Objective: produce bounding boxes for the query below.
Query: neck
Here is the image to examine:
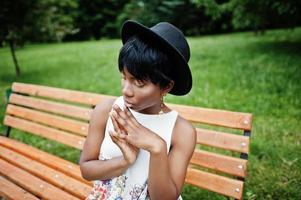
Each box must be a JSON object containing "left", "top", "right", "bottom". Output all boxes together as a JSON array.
[{"left": 136, "top": 102, "right": 164, "bottom": 115}]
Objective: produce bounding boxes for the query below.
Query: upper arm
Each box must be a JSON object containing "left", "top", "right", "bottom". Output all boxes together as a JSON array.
[
  {"left": 168, "top": 116, "right": 196, "bottom": 193},
  {"left": 79, "top": 98, "right": 115, "bottom": 164}
]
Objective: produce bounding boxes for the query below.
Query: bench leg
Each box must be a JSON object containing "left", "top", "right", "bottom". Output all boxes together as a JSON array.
[
  {"left": 240, "top": 130, "right": 251, "bottom": 160},
  {"left": 5, "top": 127, "right": 11, "bottom": 138}
]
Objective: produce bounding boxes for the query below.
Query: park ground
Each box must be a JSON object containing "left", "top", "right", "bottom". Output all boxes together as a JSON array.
[{"left": 0, "top": 28, "right": 300, "bottom": 199}]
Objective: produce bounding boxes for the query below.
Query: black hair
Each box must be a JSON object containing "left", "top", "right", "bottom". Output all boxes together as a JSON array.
[{"left": 118, "top": 35, "right": 173, "bottom": 89}]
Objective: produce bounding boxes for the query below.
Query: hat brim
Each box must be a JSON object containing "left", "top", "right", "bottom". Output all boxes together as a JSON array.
[{"left": 121, "top": 20, "right": 192, "bottom": 96}]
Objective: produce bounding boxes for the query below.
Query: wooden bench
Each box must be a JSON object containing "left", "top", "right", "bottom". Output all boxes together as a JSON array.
[{"left": 1, "top": 82, "right": 252, "bottom": 200}]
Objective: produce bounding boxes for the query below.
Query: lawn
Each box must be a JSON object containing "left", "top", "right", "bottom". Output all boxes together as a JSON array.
[{"left": 0, "top": 28, "right": 300, "bottom": 199}]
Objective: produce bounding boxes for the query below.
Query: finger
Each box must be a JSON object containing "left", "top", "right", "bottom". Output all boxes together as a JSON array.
[
  {"left": 110, "top": 130, "right": 127, "bottom": 144},
  {"left": 118, "top": 132, "right": 127, "bottom": 139},
  {"left": 113, "top": 106, "right": 136, "bottom": 129},
  {"left": 110, "top": 112, "right": 122, "bottom": 133},
  {"left": 113, "top": 104, "right": 129, "bottom": 121},
  {"left": 112, "top": 113, "right": 130, "bottom": 139},
  {"left": 112, "top": 110, "right": 129, "bottom": 130},
  {"left": 123, "top": 106, "right": 140, "bottom": 127},
  {"left": 113, "top": 104, "right": 136, "bottom": 128},
  {"left": 115, "top": 128, "right": 127, "bottom": 139},
  {"left": 112, "top": 104, "right": 137, "bottom": 128},
  {"left": 112, "top": 104, "right": 123, "bottom": 114},
  {"left": 123, "top": 105, "right": 132, "bottom": 117},
  {"left": 109, "top": 130, "right": 118, "bottom": 143}
]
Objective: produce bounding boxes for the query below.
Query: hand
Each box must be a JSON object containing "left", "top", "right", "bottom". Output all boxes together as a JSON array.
[
  {"left": 110, "top": 104, "right": 166, "bottom": 154},
  {"left": 109, "top": 111, "right": 139, "bottom": 165}
]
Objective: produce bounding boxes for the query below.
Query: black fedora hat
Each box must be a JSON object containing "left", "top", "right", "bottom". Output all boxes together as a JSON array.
[{"left": 121, "top": 20, "right": 192, "bottom": 96}]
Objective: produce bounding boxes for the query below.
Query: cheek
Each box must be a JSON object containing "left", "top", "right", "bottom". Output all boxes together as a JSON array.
[{"left": 137, "top": 87, "right": 160, "bottom": 103}]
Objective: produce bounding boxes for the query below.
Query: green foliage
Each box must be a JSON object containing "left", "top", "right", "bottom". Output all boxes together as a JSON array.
[
  {"left": 0, "top": 0, "right": 78, "bottom": 44},
  {"left": 1, "top": 28, "right": 301, "bottom": 199},
  {"left": 193, "top": 0, "right": 301, "bottom": 32},
  {"left": 25, "top": 0, "right": 78, "bottom": 42},
  {"left": 191, "top": 0, "right": 228, "bottom": 20},
  {"left": 118, "top": 0, "right": 185, "bottom": 26},
  {"left": 233, "top": 0, "right": 300, "bottom": 31},
  {"left": 117, "top": 0, "right": 230, "bottom": 35},
  {"left": 72, "top": 0, "right": 128, "bottom": 40},
  {"left": 0, "top": 0, "right": 35, "bottom": 45},
  {"left": 2, "top": 0, "right": 300, "bottom": 43}
]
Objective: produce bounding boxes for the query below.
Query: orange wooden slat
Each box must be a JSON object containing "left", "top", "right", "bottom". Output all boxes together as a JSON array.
[
  {"left": 12, "top": 82, "right": 115, "bottom": 106},
  {"left": 0, "top": 159, "right": 79, "bottom": 200},
  {"left": 0, "top": 175, "right": 39, "bottom": 200},
  {"left": 197, "top": 128, "right": 250, "bottom": 153},
  {"left": 12, "top": 82, "right": 253, "bottom": 130},
  {"left": 185, "top": 168, "right": 244, "bottom": 199},
  {"left": 169, "top": 103, "right": 252, "bottom": 130},
  {"left": 190, "top": 149, "right": 247, "bottom": 177},
  {"left": 6, "top": 104, "right": 89, "bottom": 137},
  {"left": 0, "top": 136, "right": 91, "bottom": 186},
  {"left": 4, "top": 115, "right": 85, "bottom": 150},
  {"left": 0, "top": 146, "right": 91, "bottom": 199},
  {"left": 9, "top": 93, "right": 93, "bottom": 121}
]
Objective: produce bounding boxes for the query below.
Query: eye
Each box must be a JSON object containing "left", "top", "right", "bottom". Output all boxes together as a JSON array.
[{"left": 134, "top": 80, "right": 145, "bottom": 87}]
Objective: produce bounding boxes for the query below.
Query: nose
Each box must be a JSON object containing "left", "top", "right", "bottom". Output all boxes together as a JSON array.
[{"left": 122, "top": 80, "right": 134, "bottom": 97}]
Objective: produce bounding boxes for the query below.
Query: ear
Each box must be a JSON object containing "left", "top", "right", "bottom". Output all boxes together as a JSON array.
[{"left": 161, "top": 81, "right": 174, "bottom": 96}]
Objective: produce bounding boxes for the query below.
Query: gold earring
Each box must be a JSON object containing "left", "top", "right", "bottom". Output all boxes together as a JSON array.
[{"left": 159, "top": 95, "right": 164, "bottom": 115}]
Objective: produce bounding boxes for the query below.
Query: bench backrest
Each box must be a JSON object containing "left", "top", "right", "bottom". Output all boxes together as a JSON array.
[{"left": 4, "top": 82, "right": 252, "bottom": 199}]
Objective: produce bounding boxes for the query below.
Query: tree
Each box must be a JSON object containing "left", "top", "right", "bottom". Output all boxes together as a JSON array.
[
  {"left": 117, "top": 0, "right": 232, "bottom": 36},
  {"left": 0, "top": 0, "right": 78, "bottom": 76},
  {"left": 117, "top": 0, "right": 185, "bottom": 27},
  {"left": 23, "top": 0, "right": 78, "bottom": 42},
  {"left": 0, "top": 0, "right": 36, "bottom": 76},
  {"left": 72, "top": 0, "right": 128, "bottom": 40},
  {"left": 192, "top": 0, "right": 301, "bottom": 34},
  {"left": 230, "top": 0, "right": 301, "bottom": 33}
]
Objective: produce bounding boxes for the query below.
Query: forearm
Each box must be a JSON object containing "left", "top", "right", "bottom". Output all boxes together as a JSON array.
[
  {"left": 148, "top": 144, "right": 179, "bottom": 200},
  {"left": 80, "top": 156, "right": 129, "bottom": 181}
]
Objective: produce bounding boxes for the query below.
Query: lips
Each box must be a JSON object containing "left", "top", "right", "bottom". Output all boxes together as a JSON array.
[{"left": 124, "top": 99, "right": 135, "bottom": 108}]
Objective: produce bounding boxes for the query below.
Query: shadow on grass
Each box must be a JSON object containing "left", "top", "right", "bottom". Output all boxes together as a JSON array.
[
  {"left": 248, "top": 40, "right": 301, "bottom": 58},
  {"left": 0, "top": 64, "right": 65, "bottom": 85}
]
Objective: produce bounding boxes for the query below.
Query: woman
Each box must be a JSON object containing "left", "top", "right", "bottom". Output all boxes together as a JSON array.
[{"left": 79, "top": 20, "right": 196, "bottom": 200}]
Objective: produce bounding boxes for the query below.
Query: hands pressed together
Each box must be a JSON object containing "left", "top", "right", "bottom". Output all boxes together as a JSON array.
[{"left": 109, "top": 104, "right": 166, "bottom": 166}]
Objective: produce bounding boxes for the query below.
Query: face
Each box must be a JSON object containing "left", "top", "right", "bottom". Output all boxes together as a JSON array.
[{"left": 121, "top": 67, "right": 163, "bottom": 114}]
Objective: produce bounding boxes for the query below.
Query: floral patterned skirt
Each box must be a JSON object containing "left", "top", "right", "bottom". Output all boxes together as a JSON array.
[{"left": 86, "top": 174, "right": 150, "bottom": 200}]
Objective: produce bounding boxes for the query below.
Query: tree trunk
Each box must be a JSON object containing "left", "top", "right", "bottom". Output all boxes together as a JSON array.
[{"left": 9, "top": 40, "right": 21, "bottom": 76}]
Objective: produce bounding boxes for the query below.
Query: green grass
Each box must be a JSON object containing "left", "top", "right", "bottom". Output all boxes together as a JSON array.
[{"left": 1, "top": 28, "right": 301, "bottom": 199}]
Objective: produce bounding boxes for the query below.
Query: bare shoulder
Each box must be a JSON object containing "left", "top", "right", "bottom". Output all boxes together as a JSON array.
[
  {"left": 88, "top": 97, "right": 116, "bottom": 134},
  {"left": 93, "top": 98, "right": 116, "bottom": 116},
  {"left": 90, "top": 98, "right": 116, "bottom": 123},
  {"left": 172, "top": 115, "right": 196, "bottom": 147}
]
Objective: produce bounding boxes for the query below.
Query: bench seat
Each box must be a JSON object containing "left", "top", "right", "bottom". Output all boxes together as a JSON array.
[
  {"left": 1, "top": 82, "right": 253, "bottom": 199},
  {"left": 0, "top": 136, "right": 92, "bottom": 200}
]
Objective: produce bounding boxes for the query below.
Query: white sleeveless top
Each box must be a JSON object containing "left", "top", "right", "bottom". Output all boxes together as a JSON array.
[{"left": 86, "top": 96, "right": 182, "bottom": 200}]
